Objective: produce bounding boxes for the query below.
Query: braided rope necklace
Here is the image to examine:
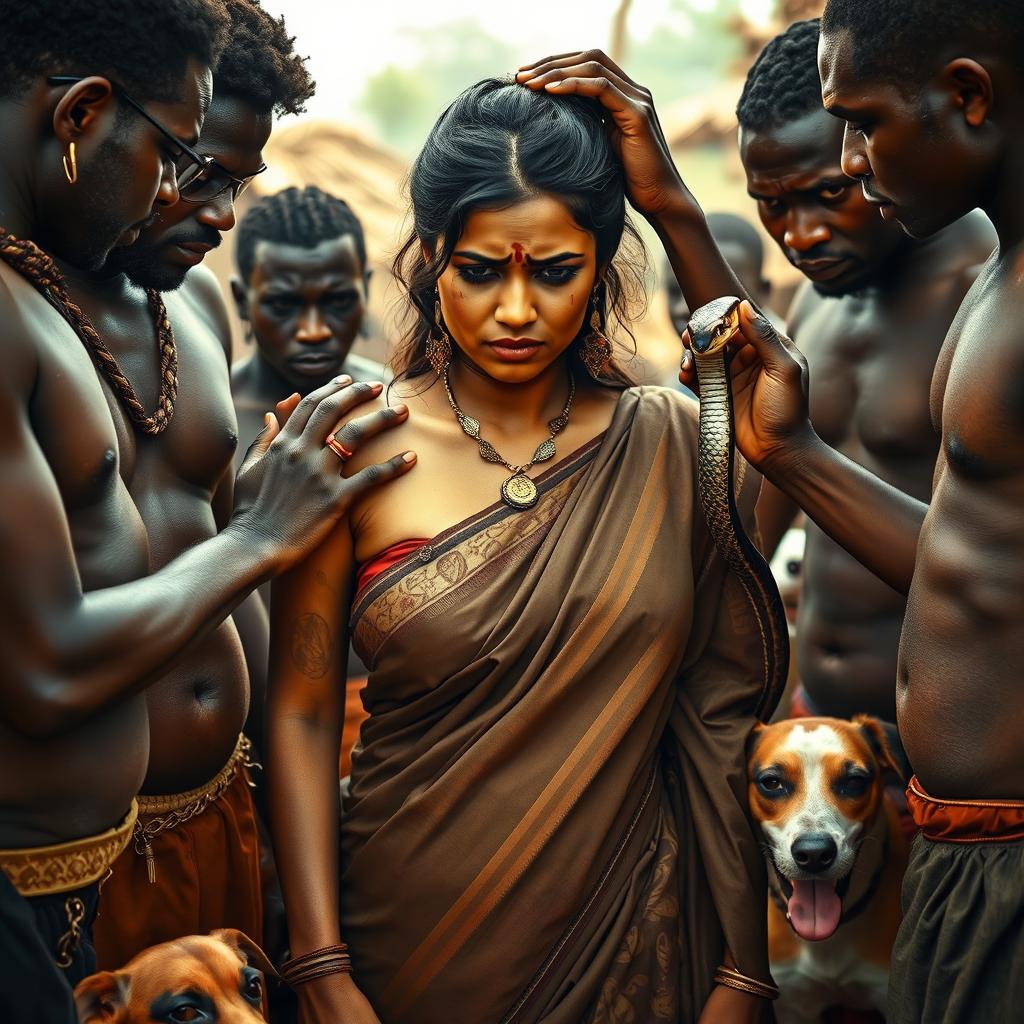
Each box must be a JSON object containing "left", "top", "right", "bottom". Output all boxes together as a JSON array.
[{"left": 0, "top": 229, "right": 178, "bottom": 434}]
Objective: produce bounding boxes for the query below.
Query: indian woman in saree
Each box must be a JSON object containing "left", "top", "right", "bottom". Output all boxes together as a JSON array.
[{"left": 268, "top": 51, "right": 779, "bottom": 1024}]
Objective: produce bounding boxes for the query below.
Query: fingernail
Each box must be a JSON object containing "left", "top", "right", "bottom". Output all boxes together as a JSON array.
[
  {"left": 394, "top": 403, "right": 408, "bottom": 414},
  {"left": 263, "top": 413, "right": 273, "bottom": 427},
  {"left": 334, "top": 374, "right": 352, "bottom": 384},
  {"left": 402, "top": 451, "right": 417, "bottom": 463},
  {"left": 369, "top": 381, "right": 384, "bottom": 391}
]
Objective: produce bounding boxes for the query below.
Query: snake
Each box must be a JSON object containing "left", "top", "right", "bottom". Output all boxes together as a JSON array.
[{"left": 688, "top": 295, "right": 789, "bottom": 721}]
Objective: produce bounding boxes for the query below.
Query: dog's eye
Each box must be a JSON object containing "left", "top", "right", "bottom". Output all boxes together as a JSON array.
[
  {"left": 169, "top": 1009, "right": 202, "bottom": 1023},
  {"left": 757, "top": 774, "right": 787, "bottom": 795},
  {"left": 243, "top": 974, "right": 263, "bottom": 1003},
  {"left": 835, "top": 774, "right": 870, "bottom": 798}
]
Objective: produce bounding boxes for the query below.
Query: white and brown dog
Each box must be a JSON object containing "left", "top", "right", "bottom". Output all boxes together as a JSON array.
[
  {"left": 74, "top": 929, "right": 274, "bottom": 1023},
  {"left": 747, "top": 716, "right": 909, "bottom": 1022}
]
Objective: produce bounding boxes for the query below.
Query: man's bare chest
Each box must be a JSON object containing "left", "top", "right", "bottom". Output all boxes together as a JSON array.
[{"left": 799, "top": 303, "right": 939, "bottom": 467}]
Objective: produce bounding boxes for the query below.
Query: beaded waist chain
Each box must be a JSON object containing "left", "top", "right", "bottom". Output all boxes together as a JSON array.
[{"left": 133, "top": 734, "right": 259, "bottom": 882}]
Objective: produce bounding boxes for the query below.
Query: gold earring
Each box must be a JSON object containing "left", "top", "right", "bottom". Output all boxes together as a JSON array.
[
  {"left": 580, "top": 286, "right": 612, "bottom": 380},
  {"left": 426, "top": 297, "right": 452, "bottom": 376},
  {"left": 62, "top": 141, "right": 78, "bottom": 185}
]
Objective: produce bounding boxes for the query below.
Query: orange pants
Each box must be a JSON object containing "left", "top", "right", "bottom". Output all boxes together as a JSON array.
[{"left": 93, "top": 762, "right": 262, "bottom": 970}]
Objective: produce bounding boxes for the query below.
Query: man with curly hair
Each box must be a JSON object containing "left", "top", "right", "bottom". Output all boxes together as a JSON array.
[
  {"left": 54, "top": 0, "right": 330, "bottom": 971},
  {"left": 0, "top": 1, "right": 413, "bottom": 1018},
  {"left": 677, "top": 1, "right": 1024, "bottom": 1018},
  {"left": 736, "top": 18, "right": 995, "bottom": 725}
]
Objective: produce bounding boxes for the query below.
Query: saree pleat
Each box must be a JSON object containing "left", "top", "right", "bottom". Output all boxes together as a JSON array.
[{"left": 344, "top": 386, "right": 772, "bottom": 1023}]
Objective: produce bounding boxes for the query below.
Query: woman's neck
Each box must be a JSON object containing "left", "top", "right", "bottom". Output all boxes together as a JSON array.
[{"left": 445, "top": 356, "right": 574, "bottom": 439}]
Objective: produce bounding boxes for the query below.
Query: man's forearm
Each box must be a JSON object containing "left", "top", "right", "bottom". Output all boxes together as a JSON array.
[
  {"left": 648, "top": 194, "right": 749, "bottom": 312},
  {"left": 764, "top": 434, "right": 925, "bottom": 594},
  {"left": 37, "top": 525, "right": 276, "bottom": 733}
]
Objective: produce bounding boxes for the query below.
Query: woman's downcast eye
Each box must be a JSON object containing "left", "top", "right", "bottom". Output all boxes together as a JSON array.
[{"left": 454, "top": 266, "right": 581, "bottom": 286}]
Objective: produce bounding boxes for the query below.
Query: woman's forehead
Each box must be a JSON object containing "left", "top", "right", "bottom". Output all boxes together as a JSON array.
[{"left": 455, "top": 196, "right": 595, "bottom": 256}]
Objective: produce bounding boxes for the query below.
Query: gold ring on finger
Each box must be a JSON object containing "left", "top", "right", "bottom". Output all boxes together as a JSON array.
[{"left": 326, "top": 434, "right": 355, "bottom": 462}]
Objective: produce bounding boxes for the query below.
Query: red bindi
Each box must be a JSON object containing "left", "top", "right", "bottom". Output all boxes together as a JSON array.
[{"left": 511, "top": 243, "right": 525, "bottom": 264}]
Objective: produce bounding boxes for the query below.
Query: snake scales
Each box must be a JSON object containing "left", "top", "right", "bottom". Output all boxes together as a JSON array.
[{"left": 689, "top": 296, "right": 788, "bottom": 721}]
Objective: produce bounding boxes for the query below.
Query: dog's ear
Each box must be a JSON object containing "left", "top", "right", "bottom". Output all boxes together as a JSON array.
[
  {"left": 210, "top": 928, "right": 279, "bottom": 979},
  {"left": 74, "top": 971, "right": 131, "bottom": 1023},
  {"left": 854, "top": 715, "right": 908, "bottom": 781}
]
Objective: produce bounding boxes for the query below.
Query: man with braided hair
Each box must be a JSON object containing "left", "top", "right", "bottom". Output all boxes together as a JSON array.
[
  {"left": 736, "top": 17, "right": 994, "bottom": 725},
  {"left": 231, "top": 186, "right": 387, "bottom": 471},
  {"left": 0, "top": 2, "right": 415, "bottom": 1017}
]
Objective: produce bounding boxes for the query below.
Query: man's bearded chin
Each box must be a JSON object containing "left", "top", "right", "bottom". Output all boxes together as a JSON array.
[{"left": 105, "top": 241, "right": 190, "bottom": 292}]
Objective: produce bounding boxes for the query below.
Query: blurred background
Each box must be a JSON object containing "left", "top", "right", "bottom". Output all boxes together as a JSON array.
[{"left": 209, "top": 0, "right": 825, "bottom": 379}]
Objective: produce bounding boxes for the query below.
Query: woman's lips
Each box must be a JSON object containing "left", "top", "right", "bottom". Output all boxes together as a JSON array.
[{"left": 486, "top": 339, "right": 544, "bottom": 363}]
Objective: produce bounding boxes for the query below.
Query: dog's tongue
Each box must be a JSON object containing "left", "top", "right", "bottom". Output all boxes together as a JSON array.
[{"left": 788, "top": 879, "right": 841, "bottom": 941}]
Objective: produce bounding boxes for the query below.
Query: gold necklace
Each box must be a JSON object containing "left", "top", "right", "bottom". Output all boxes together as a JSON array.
[{"left": 443, "top": 365, "right": 576, "bottom": 510}]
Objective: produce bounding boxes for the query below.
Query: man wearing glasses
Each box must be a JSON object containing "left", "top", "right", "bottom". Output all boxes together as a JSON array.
[
  {"left": 0, "top": 3, "right": 415, "bottom": 1020},
  {"left": 57, "top": 0, "right": 320, "bottom": 973}
]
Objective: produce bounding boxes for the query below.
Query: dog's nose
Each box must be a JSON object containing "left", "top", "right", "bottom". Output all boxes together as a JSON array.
[{"left": 791, "top": 834, "right": 837, "bottom": 874}]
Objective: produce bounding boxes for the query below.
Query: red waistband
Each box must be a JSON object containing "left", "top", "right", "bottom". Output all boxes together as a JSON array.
[
  {"left": 356, "top": 539, "right": 429, "bottom": 594},
  {"left": 907, "top": 775, "right": 1024, "bottom": 843}
]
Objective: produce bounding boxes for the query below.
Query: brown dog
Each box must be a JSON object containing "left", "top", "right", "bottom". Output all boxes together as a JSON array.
[
  {"left": 747, "top": 716, "right": 910, "bottom": 1023},
  {"left": 74, "top": 929, "right": 274, "bottom": 1023}
]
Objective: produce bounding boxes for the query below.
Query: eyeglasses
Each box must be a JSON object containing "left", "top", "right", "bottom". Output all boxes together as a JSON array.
[
  {"left": 47, "top": 75, "right": 215, "bottom": 192},
  {"left": 178, "top": 159, "right": 267, "bottom": 204}
]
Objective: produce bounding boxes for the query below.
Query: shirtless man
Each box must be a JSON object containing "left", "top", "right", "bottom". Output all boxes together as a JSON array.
[
  {"left": 736, "top": 17, "right": 995, "bottom": 721},
  {"left": 0, "top": 4, "right": 413, "bottom": 1018},
  {"left": 678, "top": 1, "right": 1024, "bottom": 1018},
  {"left": 56, "top": 0, "right": 330, "bottom": 969},
  {"left": 231, "top": 185, "right": 386, "bottom": 467}
]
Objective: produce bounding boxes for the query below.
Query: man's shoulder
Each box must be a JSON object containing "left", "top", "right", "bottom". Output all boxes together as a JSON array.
[
  {"left": 173, "top": 265, "right": 233, "bottom": 360},
  {"left": 0, "top": 262, "right": 55, "bottom": 385},
  {"left": 342, "top": 351, "right": 391, "bottom": 383}
]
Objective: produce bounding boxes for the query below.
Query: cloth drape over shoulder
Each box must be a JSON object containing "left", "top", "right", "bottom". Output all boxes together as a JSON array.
[{"left": 344, "top": 386, "right": 772, "bottom": 1023}]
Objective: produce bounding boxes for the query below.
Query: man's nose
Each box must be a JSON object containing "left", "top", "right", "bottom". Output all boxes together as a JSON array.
[
  {"left": 196, "top": 192, "right": 237, "bottom": 233},
  {"left": 841, "top": 125, "right": 872, "bottom": 181},
  {"left": 495, "top": 276, "right": 537, "bottom": 328},
  {"left": 295, "top": 305, "right": 332, "bottom": 343},
  {"left": 156, "top": 164, "right": 180, "bottom": 207},
  {"left": 783, "top": 209, "right": 831, "bottom": 253}
]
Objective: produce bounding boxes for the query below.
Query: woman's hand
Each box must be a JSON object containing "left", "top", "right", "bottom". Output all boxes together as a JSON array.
[
  {"left": 516, "top": 49, "right": 688, "bottom": 220},
  {"left": 698, "top": 985, "right": 775, "bottom": 1023},
  {"left": 297, "top": 973, "right": 382, "bottom": 1024},
  {"left": 681, "top": 300, "right": 815, "bottom": 476}
]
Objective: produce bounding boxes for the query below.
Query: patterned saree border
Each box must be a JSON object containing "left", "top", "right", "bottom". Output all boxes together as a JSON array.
[
  {"left": 381, "top": 431, "right": 675, "bottom": 1017},
  {"left": 351, "top": 435, "right": 604, "bottom": 661}
]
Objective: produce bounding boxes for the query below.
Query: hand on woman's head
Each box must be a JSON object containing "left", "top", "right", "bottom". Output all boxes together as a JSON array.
[{"left": 517, "top": 50, "right": 688, "bottom": 221}]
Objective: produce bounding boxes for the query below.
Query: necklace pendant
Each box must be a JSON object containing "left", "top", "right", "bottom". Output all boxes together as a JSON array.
[{"left": 501, "top": 472, "right": 539, "bottom": 510}]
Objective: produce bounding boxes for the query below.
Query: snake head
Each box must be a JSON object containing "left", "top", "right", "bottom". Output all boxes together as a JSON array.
[{"left": 689, "top": 295, "right": 742, "bottom": 356}]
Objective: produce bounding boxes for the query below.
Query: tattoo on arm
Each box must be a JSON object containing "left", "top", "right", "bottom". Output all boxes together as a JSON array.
[{"left": 289, "top": 613, "right": 334, "bottom": 679}]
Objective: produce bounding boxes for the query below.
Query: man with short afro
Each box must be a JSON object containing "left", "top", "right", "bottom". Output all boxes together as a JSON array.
[
  {"left": 49, "top": 0, "right": 329, "bottom": 975},
  {"left": 678, "top": 1, "right": 1024, "bottom": 1019}
]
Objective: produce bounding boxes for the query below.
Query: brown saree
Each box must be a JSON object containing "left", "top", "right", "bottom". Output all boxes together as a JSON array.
[{"left": 345, "top": 386, "right": 773, "bottom": 1023}]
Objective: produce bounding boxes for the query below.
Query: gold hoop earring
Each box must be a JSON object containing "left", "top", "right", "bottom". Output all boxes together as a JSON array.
[
  {"left": 62, "top": 141, "right": 78, "bottom": 185},
  {"left": 426, "top": 296, "right": 452, "bottom": 377},
  {"left": 580, "top": 286, "right": 612, "bottom": 380}
]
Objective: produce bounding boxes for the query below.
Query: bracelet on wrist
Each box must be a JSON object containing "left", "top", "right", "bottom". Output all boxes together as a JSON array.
[
  {"left": 713, "top": 965, "right": 779, "bottom": 1001},
  {"left": 280, "top": 943, "right": 353, "bottom": 988}
]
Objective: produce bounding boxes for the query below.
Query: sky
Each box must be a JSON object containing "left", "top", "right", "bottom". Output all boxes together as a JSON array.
[{"left": 261, "top": 0, "right": 775, "bottom": 126}]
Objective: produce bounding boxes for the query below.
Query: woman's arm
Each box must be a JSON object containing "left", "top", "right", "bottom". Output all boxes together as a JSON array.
[{"left": 267, "top": 524, "right": 380, "bottom": 1024}]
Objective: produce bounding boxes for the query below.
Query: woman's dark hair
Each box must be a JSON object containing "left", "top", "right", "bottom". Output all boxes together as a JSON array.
[{"left": 392, "top": 78, "right": 646, "bottom": 388}]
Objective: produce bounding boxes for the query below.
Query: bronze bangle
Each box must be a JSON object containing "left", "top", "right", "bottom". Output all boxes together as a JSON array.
[
  {"left": 713, "top": 965, "right": 779, "bottom": 1001},
  {"left": 281, "top": 944, "right": 353, "bottom": 988}
]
